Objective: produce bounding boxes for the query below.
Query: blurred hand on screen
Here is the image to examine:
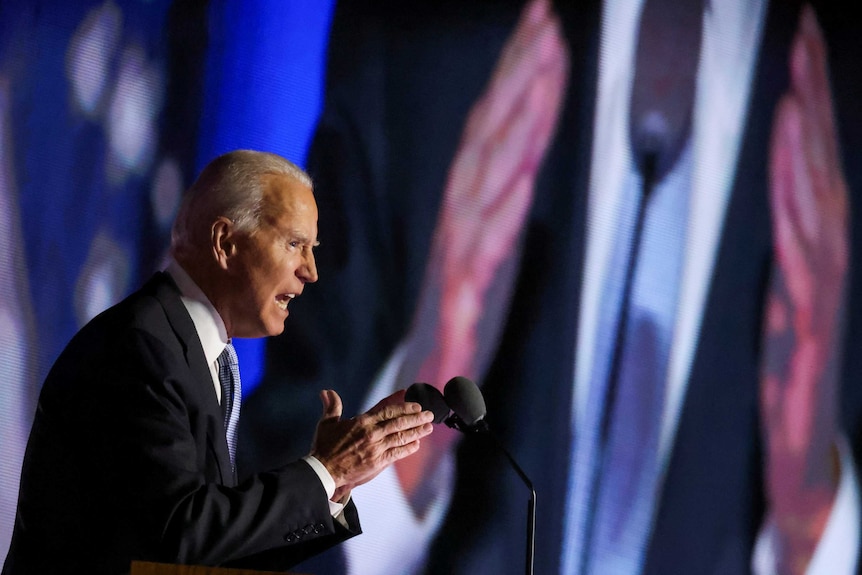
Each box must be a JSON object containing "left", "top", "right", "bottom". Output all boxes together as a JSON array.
[
  {"left": 396, "top": 0, "right": 569, "bottom": 507},
  {"left": 760, "top": 5, "right": 849, "bottom": 573}
]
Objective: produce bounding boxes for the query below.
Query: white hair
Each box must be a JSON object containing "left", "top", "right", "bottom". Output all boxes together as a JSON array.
[{"left": 171, "top": 150, "right": 312, "bottom": 254}]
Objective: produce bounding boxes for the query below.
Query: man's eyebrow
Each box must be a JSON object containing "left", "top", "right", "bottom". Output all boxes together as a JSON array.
[{"left": 283, "top": 230, "right": 320, "bottom": 246}]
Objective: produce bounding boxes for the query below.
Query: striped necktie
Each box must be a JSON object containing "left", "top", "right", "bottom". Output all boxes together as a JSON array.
[{"left": 217, "top": 342, "right": 241, "bottom": 474}]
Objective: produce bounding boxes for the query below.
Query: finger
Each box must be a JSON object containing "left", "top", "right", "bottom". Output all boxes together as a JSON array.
[
  {"left": 484, "top": 62, "right": 567, "bottom": 222},
  {"left": 792, "top": 5, "right": 838, "bottom": 168},
  {"left": 770, "top": 95, "right": 814, "bottom": 312},
  {"left": 791, "top": 4, "right": 848, "bottom": 237},
  {"left": 475, "top": 172, "right": 532, "bottom": 275},
  {"left": 786, "top": 342, "right": 821, "bottom": 452},
  {"left": 370, "top": 388, "right": 408, "bottom": 410},
  {"left": 351, "top": 442, "right": 425, "bottom": 489},
  {"left": 376, "top": 422, "right": 435, "bottom": 457},
  {"left": 473, "top": 4, "right": 565, "bottom": 143},
  {"left": 797, "top": 6, "right": 849, "bottom": 264},
  {"left": 479, "top": 83, "right": 552, "bottom": 190},
  {"left": 366, "top": 397, "right": 423, "bottom": 422},
  {"left": 383, "top": 438, "right": 425, "bottom": 463},
  {"left": 479, "top": 17, "right": 566, "bottom": 142},
  {"left": 319, "top": 389, "right": 343, "bottom": 420},
  {"left": 474, "top": 56, "right": 567, "bottom": 209},
  {"left": 441, "top": 28, "right": 566, "bottom": 250},
  {"left": 378, "top": 411, "right": 436, "bottom": 437},
  {"left": 774, "top": 95, "right": 817, "bottom": 246},
  {"left": 356, "top": 410, "right": 434, "bottom": 449}
]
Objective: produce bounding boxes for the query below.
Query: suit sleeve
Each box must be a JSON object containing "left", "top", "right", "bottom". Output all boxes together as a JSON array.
[{"left": 105, "top": 327, "right": 361, "bottom": 568}]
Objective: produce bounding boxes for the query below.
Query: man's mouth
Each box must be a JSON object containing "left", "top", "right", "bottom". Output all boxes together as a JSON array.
[{"left": 275, "top": 293, "right": 295, "bottom": 311}]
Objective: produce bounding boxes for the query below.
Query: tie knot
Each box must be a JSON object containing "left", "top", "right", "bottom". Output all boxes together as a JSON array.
[{"left": 218, "top": 342, "right": 239, "bottom": 369}]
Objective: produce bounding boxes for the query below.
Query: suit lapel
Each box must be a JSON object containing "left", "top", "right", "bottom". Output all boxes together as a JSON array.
[{"left": 145, "top": 272, "right": 236, "bottom": 485}]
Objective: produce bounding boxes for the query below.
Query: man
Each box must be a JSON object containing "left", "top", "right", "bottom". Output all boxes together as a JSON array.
[{"left": 2, "top": 150, "right": 435, "bottom": 574}]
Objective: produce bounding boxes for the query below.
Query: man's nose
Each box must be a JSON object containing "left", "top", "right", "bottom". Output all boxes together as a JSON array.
[{"left": 299, "top": 250, "right": 318, "bottom": 283}]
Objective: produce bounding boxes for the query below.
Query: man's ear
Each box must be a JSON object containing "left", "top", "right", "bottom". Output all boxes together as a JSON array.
[{"left": 211, "top": 217, "right": 236, "bottom": 270}]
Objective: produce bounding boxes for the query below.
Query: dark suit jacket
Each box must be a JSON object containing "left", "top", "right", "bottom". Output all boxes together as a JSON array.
[
  {"left": 2, "top": 272, "right": 360, "bottom": 575},
  {"left": 243, "top": 1, "right": 862, "bottom": 574}
]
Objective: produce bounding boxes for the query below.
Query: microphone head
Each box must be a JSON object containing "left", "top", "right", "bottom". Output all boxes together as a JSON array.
[
  {"left": 627, "top": 0, "right": 702, "bottom": 185},
  {"left": 443, "top": 376, "right": 486, "bottom": 427},
  {"left": 631, "top": 111, "right": 670, "bottom": 162},
  {"left": 405, "top": 383, "right": 450, "bottom": 424}
]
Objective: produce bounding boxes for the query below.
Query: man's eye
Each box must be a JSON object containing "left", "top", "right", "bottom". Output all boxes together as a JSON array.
[{"left": 288, "top": 241, "right": 299, "bottom": 249}]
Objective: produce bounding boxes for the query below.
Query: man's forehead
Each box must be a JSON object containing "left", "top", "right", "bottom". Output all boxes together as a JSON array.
[
  {"left": 261, "top": 174, "right": 315, "bottom": 210},
  {"left": 259, "top": 174, "right": 317, "bottom": 236}
]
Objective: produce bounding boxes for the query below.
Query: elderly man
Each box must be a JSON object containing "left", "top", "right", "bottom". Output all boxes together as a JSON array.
[{"left": 2, "top": 150, "right": 434, "bottom": 575}]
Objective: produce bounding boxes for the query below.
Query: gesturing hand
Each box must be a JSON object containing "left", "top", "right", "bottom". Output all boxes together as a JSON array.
[
  {"left": 310, "top": 389, "right": 434, "bottom": 500},
  {"left": 760, "top": 5, "right": 849, "bottom": 573}
]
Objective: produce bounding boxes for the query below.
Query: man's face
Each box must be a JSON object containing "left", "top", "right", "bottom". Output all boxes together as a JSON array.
[{"left": 223, "top": 174, "right": 319, "bottom": 338}]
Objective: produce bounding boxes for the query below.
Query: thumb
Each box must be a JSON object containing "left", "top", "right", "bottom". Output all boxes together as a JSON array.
[{"left": 319, "top": 389, "right": 343, "bottom": 420}]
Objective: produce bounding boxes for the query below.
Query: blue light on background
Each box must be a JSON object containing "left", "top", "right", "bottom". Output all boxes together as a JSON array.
[{"left": 198, "top": 0, "right": 335, "bottom": 394}]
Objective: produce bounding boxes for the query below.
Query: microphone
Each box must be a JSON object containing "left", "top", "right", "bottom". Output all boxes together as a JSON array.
[
  {"left": 442, "top": 375, "right": 488, "bottom": 432},
  {"left": 404, "top": 382, "right": 450, "bottom": 424},
  {"left": 440, "top": 376, "right": 536, "bottom": 575},
  {"left": 628, "top": 0, "right": 702, "bottom": 185}
]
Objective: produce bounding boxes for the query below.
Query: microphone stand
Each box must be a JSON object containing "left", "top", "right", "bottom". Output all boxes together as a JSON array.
[{"left": 446, "top": 414, "right": 536, "bottom": 575}]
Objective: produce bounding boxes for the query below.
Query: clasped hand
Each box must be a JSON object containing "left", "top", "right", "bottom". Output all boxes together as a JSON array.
[{"left": 310, "top": 389, "right": 434, "bottom": 501}]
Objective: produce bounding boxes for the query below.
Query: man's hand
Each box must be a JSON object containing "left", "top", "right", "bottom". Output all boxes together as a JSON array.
[
  {"left": 310, "top": 389, "right": 434, "bottom": 500},
  {"left": 760, "top": 5, "right": 849, "bottom": 573}
]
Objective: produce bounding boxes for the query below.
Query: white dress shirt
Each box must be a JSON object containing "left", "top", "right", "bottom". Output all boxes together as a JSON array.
[{"left": 164, "top": 260, "right": 347, "bottom": 519}]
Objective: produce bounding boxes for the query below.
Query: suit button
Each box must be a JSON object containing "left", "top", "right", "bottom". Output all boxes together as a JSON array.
[
  {"left": 314, "top": 523, "right": 324, "bottom": 534},
  {"left": 284, "top": 533, "right": 296, "bottom": 542}
]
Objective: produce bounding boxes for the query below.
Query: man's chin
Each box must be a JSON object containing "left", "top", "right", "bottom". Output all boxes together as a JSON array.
[
  {"left": 233, "top": 318, "right": 287, "bottom": 339},
  {"left": 266, "top": 318, "right": 288, "bottom": 337}
]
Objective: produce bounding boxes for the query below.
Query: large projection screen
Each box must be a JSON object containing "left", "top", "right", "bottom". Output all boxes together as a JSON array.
[{"left": 1, "top": 1, "right": 861, "bottom": 574}]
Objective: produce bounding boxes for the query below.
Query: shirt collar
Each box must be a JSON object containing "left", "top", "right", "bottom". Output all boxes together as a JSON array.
[{"left": 165, "top": 259, "right": 230, "bottom": 367}]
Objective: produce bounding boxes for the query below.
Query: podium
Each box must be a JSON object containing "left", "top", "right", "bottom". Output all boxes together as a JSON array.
[{"left": 130, "top": 561, "right": 309, "bottom": 575}]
